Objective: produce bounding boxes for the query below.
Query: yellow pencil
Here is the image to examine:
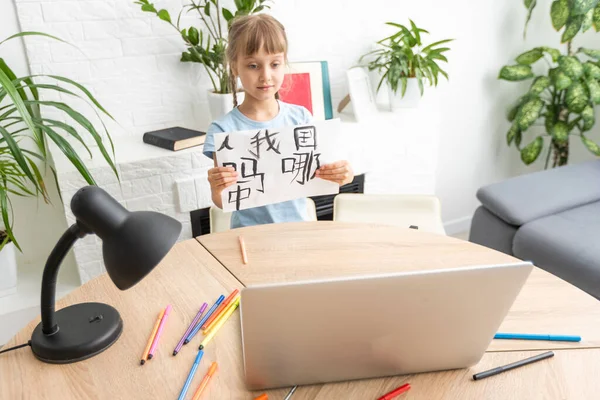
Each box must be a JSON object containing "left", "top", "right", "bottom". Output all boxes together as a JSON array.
[
  {"left": 202, "top": 295, "right": 240, "bottom": 335},
  {"left": 141, "top": 308, "right": 165, "bottom": 365},
  {"left": 199, "top": 298, "right": 240, "bottom": 350}
]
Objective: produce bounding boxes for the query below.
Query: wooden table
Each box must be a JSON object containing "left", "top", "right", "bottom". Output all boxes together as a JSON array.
[
  {"left": 0, "top": 241, "right": 268, "bottom": 399},
  {"left": 198, "top": 222, "right": 600, "bottom": 352},
  {"left": 2, "top": 222, "right": 600, "bottom": 399}
]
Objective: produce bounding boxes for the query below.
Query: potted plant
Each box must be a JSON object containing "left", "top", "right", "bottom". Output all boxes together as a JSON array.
[
  {"left": 359, "top": 20, "right": 453, "bottom": 109},
  {"left": 498, "top": 0, "right": 600, "bottom": 168},
  {"left": 135, "top": 0, "right": 272, "bottom": 119},
  {"left": 0, "top": 32, "right": 117, "bottom": 296}
]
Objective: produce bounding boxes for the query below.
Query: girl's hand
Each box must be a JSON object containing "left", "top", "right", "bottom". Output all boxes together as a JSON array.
[
  {"left": 208, "top": 166, "right": 238, "bottom": 208},
  {"left": 315, "top": 160, "right": 354, "bottom": 186}
]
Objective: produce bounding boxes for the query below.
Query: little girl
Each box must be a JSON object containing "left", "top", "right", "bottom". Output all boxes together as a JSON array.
[{"left": 202, "top": 14, "right": 353, "bottom": 229}]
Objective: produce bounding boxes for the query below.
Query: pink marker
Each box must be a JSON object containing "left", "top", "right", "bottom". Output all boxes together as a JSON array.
[{"left": 148, "top": 304, "right": 172, "bottom": 359}]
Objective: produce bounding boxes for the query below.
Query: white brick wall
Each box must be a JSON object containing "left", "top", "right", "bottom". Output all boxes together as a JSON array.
[{"left": 15, "top": 0, "right": 207, "bottom": 138}]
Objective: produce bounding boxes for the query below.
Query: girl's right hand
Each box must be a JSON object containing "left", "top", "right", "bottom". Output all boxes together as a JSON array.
[{"left": 207, "top": 166, "right": 238, "bottom": 196}]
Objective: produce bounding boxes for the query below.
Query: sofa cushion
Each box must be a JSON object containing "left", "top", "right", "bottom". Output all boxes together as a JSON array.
[
  {"left": 469, "top": 206, "right": 518, "bottom": 255},
  {"left": 476, "top": 160, "right": 600, "bottom": 226},
  {"left": 513, "top": 201, "right": 600, "bottom": 299}
]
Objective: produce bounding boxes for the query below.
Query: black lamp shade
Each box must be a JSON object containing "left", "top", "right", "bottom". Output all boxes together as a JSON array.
[
  {"left": 71, "top": 186, "right": 182, "bottom": 290},
  {"left": 102, "top": 211, "right": 182, "bottom": 289}
]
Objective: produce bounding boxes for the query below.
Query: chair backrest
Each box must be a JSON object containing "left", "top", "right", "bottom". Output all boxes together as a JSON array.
[
  {"left": 210, "top": 198, "right": 318, "bottom": 234},
  {"left": 333, "top": 193, "right": 446, "bottom": 235}
]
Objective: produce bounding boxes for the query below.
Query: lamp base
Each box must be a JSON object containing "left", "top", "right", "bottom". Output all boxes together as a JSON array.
[{"left": 31, "top": 302, "right": 123, "bottom": 364}]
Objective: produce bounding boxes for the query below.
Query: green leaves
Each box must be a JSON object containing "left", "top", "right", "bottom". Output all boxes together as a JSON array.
[
  {"left": 583, "top": 61, "right": 600, "bottom": 78},
  {"left": 551, "top": 121, "right": 569, "bottom": 141},
  {"left": 582, "top": 135, "right": 600, "bottom": 155},
  {"left": 583, "top": 8, "right": 595, "bottom": 31},
  {"left": 158, "top": 9, "right": 171, "bottom": 23},
  {"left": 581, "top": 105, "right": 595, "bottom": 130},
  {"left": 222, "top": 8, "right": 234, "bottom": 22},
  {"left": 517, "top": 97, "right": 544, "bottom": 130},
  {"left": 570, "top": 0, "right": 598, "bottom": 16},
  {"left": 0, "top": 31, "right": 68, "bottom": 47},
  {"left": 516, "top": 48, "right": 543, "bottom": 64},
  {"left": 530, "top": 76, "right": 551, "bottom": 94},
  {"left": 524, "top": 0, "right": 538, "bottom": 36},
  {"left": 0, "top": 36, "right": 119, "bottom": 251},
  {"left": 542, "top": 47, "right": 561, "bottom": 62},
  {"left": 550, "top": 0, "right": 599, "bottom": 40},
  {"left": 506, "top": 123, "right": 521, "bottom": 146},
  {"left": 363, "top": 20, "right": 452, "bottom": 97},
  {"left": 499, "top": 65, "right": 534, "bottom": 81},
  {"left": 505, "top": 2, "right": 600, "bottom": 169},
  {"left": 521, "top": 137, "right": 544, "bottom": 164},
  {"left": 587, "top": 78, "right": 600, "bottom": 103},
  {"left": 558, "top": 56, "right": 584, "bottom": 79},
  {"left": 550, "top": 68, "right": 572, "bottom": 90},
  {"left": 551, "top": 0, "right": 570, "bottom": 30},
  {"left": 566, "top": 82, "right": 590, "bottom": 112},
  {"left": 187, "top": 27, "right": 199, "bottom": 46},
  {"left": 508, "top": 95, "right": 530, "bottom": 121},
  {"left": 562, "top": 15, "right": 584, "bottom": 42},
  {"left": 134, "top": 0, "right": 157, "bottom": 13},
  {"left": 135, "top": 0, "right": 270, "bottom": 93},
  {"left": 579, "top": 48, "right": 600, "bottom": 60}
]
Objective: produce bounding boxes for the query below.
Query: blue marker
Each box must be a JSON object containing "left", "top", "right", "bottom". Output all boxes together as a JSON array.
[
  {"left": 185, "top": 295, "right": 225, "bottom": 344},
  {"left": 494, "top": 333, "right": 581, "bottom": 342},
  {"left": 177, "top": 349, "right": 204, "bottom": 400}
]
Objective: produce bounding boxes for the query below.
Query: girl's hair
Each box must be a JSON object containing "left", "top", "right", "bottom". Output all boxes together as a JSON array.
[{"left": 226, "top": 14, "right": 288, "bottom": 107}]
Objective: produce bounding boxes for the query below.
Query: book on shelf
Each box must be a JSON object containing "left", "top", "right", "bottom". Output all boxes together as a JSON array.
[{"left": 143, "top": 126, "right": 206, "bottom": 151}]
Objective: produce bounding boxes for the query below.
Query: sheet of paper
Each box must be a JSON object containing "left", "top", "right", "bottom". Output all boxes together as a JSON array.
[{"left": 214, "top": 119, "right": 343, "bottom": 212}]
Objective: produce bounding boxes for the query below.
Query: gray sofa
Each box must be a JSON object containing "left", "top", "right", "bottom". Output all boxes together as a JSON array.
[{"left": 469, "top": 159, "right": 600, "bottom": 300}]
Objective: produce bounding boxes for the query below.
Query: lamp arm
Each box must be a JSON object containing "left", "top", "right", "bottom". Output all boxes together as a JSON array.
[{"left": 41, "top": 223, "right": 88, "bottom": 335}]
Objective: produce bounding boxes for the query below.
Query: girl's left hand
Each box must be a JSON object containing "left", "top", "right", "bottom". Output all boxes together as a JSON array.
[{"left": 315, "top": 160, "right": 354, "bottom": 186}]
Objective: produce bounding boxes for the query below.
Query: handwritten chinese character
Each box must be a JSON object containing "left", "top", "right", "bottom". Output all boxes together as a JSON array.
[
  {"left": 224, "top": 158, "right": 265, "bottom": 210},
  {"left": 218, "top": 135, "right": 234, "bottom": 151},
  {"left": 227, "top": 185, "right": 251, "bottom": 211},
  {"left": 293, "top": 126, "right": 317, "bottom": 150},
  {"left": 249, "top": 129, "right": 281, "bottom": 159},
  {"left": 281, "top": 151, "right": 321, "bottom": 185}
]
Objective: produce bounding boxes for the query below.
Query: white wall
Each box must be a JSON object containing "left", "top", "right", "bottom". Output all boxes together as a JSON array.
[{"left": 6, "top": 0, "right": 600, "bottom": 269}]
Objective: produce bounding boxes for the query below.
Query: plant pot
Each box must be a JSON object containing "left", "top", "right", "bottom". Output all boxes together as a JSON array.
[
  {"left": 207, "top": 90, "right": 245, "bottom": 120},
  {"left": 388, "top": 78, "right": 421, "bottom": 110},
  {"left": 0, "top": 241, "right": 17, "bottom": 298}
]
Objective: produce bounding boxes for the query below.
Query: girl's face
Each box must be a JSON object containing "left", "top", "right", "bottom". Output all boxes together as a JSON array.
[{"left": 233, "top": 47, "right": 285, "bottom": 103}]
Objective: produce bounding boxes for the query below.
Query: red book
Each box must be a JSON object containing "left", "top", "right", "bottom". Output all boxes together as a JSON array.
[{"left": 279, "top": 72, "right": 313, "bottom": 115}]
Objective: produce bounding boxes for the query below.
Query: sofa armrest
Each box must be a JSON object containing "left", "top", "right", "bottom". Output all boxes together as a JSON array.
[{"left": 476, "top": 160, "right": 600, "bottom": 226}]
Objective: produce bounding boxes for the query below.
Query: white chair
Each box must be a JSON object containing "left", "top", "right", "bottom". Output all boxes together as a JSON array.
[
  {"left": 333, "top": 193, "right": 446, "bottom": 235},
  {"left": 209, "top": 198, "right": 318, "bottom": 233}
]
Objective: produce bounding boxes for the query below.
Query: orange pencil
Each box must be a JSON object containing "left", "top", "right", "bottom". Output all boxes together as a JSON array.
[
  {"left": 201, "top": 289, "right": 239, "bottom": 330},
  {"left": 141, "top": 308, "right": 165, "bottom": 365},
  {"left": 253, "top": 394, "right": 268, "bottom": 400},
  {"left": 191, "top": 361, "right": 218, "bottom": 400},
  {"left": 203, "top": 294, "right": 240, "bottom": 335},
  {"left": 239, "top": 235, "right": 248, "bottom": 264}
]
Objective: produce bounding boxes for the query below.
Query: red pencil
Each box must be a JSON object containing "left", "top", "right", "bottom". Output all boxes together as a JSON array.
[{"left": 377, "top": 383, "right": 411, "bottom": 400}]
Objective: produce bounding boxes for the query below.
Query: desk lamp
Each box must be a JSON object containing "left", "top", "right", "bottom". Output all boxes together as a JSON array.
[{"left": 30, "top": 186, "right": 182, "bottom": 363}]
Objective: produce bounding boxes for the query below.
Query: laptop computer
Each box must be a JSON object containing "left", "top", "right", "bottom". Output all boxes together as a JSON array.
[{"left": 239, "top": 261, "right": 533, "bottom": 390}]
